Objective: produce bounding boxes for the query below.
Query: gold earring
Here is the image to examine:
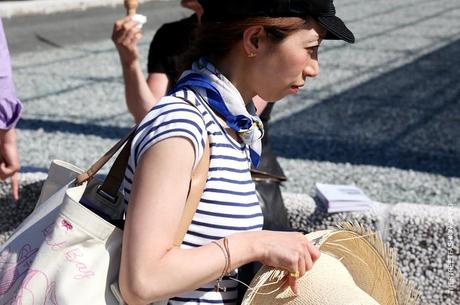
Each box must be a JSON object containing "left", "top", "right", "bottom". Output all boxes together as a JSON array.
[{"left": 248, "top": 52, "right": 256, "bottom": 58}]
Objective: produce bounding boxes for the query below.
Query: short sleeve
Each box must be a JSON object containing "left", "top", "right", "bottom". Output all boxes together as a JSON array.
[
  {"left": 0, "top": 92, "right": 23, "bottom": 129},
  {"left": 147, "top": 25, "right": 169, "bottom": 75},
  {"left": 130, "top": 96, "right": 207, "bottom": 171},
  {"left": 0, "top": 21, "right": 23, "bottom": 129},
  {"left": 146, "top": 15, "right": 198, "bottom": 81}
]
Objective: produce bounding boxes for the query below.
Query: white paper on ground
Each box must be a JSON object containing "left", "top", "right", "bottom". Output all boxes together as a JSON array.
[{"left": 315, "top": 183, "right": 378, "bottom": 213}]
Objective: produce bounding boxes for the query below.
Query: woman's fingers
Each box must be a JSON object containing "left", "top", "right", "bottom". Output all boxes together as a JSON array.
[
  {"left": 304, "top": 245, "right": 314, "bottom": 272},
  {"left": 113, "top": 17, "right": 141, "bottom": 46},
  {"left": 288, "top": 272, "right": 299, "bottom": 295},
  {"left": 118, "top": 20, "right": 138, "bottom": 44},
  {"left": 289, "top": 238, "right": 320, "bottom": 295},
  {"left": 258, "top": 231, "right": 321, "bottom": 294},
  {"left": 280, "top": 271, "right": 298, "bottom": 295},
  {"left": 298, "top": 253, "right": 306, "bottom": 278},
  {"left": 112, "top": 17, "right": 143, "bottom": 66},
  {"left": 307, "top": 241, "right": 321, "bottom": 264},
  {"left": 127, "top": 29, "right": 142, "bottom": 45},
  {"left": 112, "top": 17, "right": 131, "bottom": 40},
  {"left": 10, "top": 172, "right": 19, "bottom": 202}
]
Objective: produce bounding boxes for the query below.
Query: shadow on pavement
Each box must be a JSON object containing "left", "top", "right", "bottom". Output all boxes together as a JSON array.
[
  {"left": 17, "top": 118, "right": 130, "bottom": 139},
  {"left": 271, "top": 38, "right": 460, "bottom": 178}
]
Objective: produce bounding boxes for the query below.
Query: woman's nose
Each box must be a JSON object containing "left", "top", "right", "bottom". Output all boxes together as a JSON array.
[{"left": 303, "top": 59, "right": 320, "bottom": 78}]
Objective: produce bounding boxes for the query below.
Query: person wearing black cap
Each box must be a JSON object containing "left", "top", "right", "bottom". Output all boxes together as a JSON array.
[
  {"left": 198, "top": 0, "right": 354, "bottom": 43},
  {"left": 117, "top": 1, "right": 355, "bottom": 305},
  {"left": 113, "top": 0, "right": 292, "bottom": 234}
]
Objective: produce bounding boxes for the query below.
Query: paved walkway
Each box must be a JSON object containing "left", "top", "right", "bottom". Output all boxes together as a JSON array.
[
  {"left": 0, "top": 0, "right": 158, "bottom": 18},
  {"left": 3, "top": 0, "right": 460, "bottom": 206}
]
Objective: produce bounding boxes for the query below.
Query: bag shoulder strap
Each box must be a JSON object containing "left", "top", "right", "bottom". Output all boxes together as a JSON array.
[
  {"left": 75, "top": 125, "right": 137, "bottom": 185},
  {"left": 174, "top": 132, "right": 210, "bottom": 245},
  {"left": 172, "top": 95, "right": 211, "bottom": 245},
  {"left": 75, "top": 97, "right": 210, "bottom": 245}
]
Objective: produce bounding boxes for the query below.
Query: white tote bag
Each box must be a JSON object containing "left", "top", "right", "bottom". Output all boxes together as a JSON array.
[{"left": 0, "top": 126, "right": 210, "bottom": 305}]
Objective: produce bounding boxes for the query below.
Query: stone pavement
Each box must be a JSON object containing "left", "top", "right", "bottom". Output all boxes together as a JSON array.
[
  {"left": 3, "top": 0, "right": 458, "bottom": 206},
  {"left": 0, "top": 0, "right": 459, "bottom": 304}
]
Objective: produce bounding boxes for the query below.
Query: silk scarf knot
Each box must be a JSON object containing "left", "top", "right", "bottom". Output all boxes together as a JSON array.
[{"left": 170, "top": 58, "right": 264, "bottom": 167}]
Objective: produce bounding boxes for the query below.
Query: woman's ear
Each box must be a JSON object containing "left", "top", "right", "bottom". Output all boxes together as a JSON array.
[{"left": 243, "top": 26, "right": 265, "bottom": 57}]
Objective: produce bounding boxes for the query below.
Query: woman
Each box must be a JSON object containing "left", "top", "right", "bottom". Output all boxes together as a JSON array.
[
  {"left": 113, "top": 0, "right": 291, "bottom": 237},
  {"left": 119, "top": 1, "right": 355, "bottom": 304}
]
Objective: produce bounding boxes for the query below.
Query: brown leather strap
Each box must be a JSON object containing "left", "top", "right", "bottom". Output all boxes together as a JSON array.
[
  {"left": 76, "top": 101, "right": 211, "bottom": 245},
  {"left": 96, "top": 135, "right": 134, "bottom": 203},
  {"left": 76, "top": 125, "right": 137, "bottom": 185},
  {"left": 250, "top": 168, "right": 287, "bottom": 182},
  {"left": 174, "top": 136, "right": 211, "bottom": 245}
]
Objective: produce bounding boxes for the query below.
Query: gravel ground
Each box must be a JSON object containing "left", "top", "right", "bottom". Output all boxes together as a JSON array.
[
  {"left": 1, "top": 1, "right": 459, "bottom": 304},
  {"left": 7, "top": 0, "right": 460, "bottom": 207}
]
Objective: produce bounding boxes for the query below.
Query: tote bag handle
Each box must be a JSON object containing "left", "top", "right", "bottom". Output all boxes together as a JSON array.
[
  {"left": 75, "top": 125, "right": 137, "bottom": 186},
  {"left": 74, "top": 123, "right": 211, "bottom": 245}
]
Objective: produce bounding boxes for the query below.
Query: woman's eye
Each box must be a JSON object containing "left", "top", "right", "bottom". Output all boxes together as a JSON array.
[{"left": 306, "top": 46, "right": 319, "bottom": 54}]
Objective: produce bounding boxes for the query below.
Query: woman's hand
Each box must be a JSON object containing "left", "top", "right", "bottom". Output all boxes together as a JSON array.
[
  {"left": 255, "top": 231, "right": 321, "bottom": 295},
  {"left": 111, "top": 16, "right": 143, "bottom": 68},
  {"left": 0, "top": 128, "right": 20, "bottom": 201}
]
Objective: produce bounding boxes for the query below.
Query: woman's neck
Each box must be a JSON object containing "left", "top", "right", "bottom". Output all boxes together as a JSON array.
[{"left": 209, "top": 55, "right": 254, "bottom": 105}]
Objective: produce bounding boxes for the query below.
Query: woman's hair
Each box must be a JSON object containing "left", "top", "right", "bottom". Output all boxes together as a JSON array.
[{"left": 179, "top": 16, "right": 312, "bottom": 74}]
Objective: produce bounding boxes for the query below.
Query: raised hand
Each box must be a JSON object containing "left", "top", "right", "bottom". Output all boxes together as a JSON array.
[{"left": 111, "top": 16, "right": 143, "bottom": 68}]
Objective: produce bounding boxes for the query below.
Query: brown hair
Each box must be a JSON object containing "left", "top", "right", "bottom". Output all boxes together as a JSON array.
[{"left": 179, "top": 17, "right": 312, "bottom": 74}]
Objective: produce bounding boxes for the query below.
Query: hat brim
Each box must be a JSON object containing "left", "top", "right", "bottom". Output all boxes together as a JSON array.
[
  {"left": 241, "top": 224, "right": 420, "bottom": 305},
  {"left": 317, "top": 15, "right": 355, "bottom": 43}
]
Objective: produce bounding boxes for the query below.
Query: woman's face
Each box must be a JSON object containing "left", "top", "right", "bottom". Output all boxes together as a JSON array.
[{"left": 252, "top": 20, "right": 327, "bottom": 102}]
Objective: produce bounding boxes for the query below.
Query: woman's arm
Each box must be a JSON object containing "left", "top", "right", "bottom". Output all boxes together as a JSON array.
[
  {"left": 119, "top": 137, "right": 320, "bottom": 305},
  {"left": 119, "top": 136, "right": 245, "bottom": 304},
  {"left": 121, "top": 61, "right": 162, "bottom": 123},
  {"left": 146, "top": 72, "right": 169, "bottom": 107},
  {"left": 112, "top": 17, "right": 164, "bottom": 123}
]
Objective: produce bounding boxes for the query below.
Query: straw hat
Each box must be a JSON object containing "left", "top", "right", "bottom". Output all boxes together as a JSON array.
[{"left": 241, "top": 222, "right": 420, "bottom": 305}]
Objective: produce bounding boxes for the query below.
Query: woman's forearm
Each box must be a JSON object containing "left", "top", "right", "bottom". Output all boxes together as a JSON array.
[
  {"left": 121, "top": 60, "right": 159, "bottom": 123},
  {"left": 119, "top": 230, "right": 262, "bottom": 305}
]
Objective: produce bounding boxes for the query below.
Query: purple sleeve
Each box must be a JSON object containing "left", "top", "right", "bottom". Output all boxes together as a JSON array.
[{"left": 0, "top": 18, "right": 23, "bottom": 130}]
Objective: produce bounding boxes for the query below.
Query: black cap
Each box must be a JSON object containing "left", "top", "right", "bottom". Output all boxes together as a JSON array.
[{"left": 198, "top": 0, "right": 355, "bottom": 43}]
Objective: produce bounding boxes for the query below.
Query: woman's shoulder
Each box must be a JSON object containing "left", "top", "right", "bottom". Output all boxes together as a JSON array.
[
  {"left": 132, "top": 94, "right": 208, "bottom": 167},
  {"left": 147, "top": 94, "right": 203, "bottom": 120},
  {"left": 136, "top": 94, "right": 206, "bottom": 135}
]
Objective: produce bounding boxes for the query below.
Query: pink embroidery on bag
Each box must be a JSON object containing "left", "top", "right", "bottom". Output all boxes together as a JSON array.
[
  {"left": 3, "top": 269, "right": 59, "bottom": 305},
  {"left": 60, "top": 219, "right": 73, "bottom": 231},
  {"left": 42, "top": 222, "right": 66, "bottom": 250},
  {"left": 64, "top": 248, "right": 95, "bottom": 280},
  {"left": 0, "top": 245, "right": 38, "bottom": 296}
]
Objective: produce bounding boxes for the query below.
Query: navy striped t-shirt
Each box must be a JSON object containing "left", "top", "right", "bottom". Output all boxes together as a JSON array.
[{"left": 122, "top": 88, "right": 264, "bottom": 305}]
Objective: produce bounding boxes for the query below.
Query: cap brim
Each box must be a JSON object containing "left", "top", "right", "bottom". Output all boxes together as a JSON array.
[{"left": 317, "top": 15, "right": 355, "bottom": 43}]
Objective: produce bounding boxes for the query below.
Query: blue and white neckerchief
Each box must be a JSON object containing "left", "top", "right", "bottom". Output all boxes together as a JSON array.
[{"left": 170, "top": 57, "right": 264, "bottom": 167}]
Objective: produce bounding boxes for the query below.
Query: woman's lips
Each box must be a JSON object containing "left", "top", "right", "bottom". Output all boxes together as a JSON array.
[{"left": 289, "top": 84, "right": 303, "bottom": 94}]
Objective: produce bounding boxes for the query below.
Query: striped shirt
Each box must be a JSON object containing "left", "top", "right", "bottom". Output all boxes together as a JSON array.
[{"left": 122, "top": 88, "right": 264, "bottom": 305}]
